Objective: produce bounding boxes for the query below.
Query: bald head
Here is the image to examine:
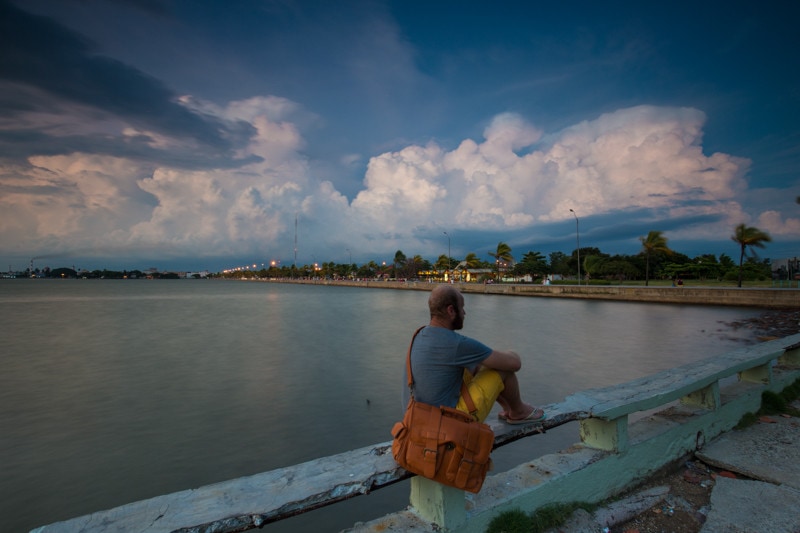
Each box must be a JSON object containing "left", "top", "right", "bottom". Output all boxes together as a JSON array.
[{"left": 428, "top": 285, "right": 464, "bottom": 329}]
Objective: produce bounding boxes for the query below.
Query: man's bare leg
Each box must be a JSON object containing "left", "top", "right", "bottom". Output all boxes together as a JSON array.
[{"left": 496, "top": 370, "right": 540, "bottom": 420}]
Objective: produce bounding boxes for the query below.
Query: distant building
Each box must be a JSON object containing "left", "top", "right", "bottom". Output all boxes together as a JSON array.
[
  {"left": 452, "top": 261, "right": 494, "bottom": 282},
  {"left": 772, "top": 257, "right": 799, "bottom": 280}
]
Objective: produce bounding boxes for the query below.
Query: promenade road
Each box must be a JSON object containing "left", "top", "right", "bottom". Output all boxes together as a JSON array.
[
  {"left": 695, "top": 407, "right": 800, "bottom": 533},
  {"left": 549, "top": 401, "right": 800, "bottom": 533}
]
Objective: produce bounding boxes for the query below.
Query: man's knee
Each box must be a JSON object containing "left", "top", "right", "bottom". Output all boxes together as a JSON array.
[{"left": 495, "top": 369, "right": 515, "bottom": 383}]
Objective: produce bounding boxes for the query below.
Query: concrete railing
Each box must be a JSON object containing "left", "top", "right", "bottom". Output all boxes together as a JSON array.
[{"left": 33, "top": 334, "right": 800, "bottom": 533}]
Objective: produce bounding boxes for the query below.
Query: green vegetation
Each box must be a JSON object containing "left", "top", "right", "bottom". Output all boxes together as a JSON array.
[
  {"left": 731, "top": 224, "right": 772, "bottom": 288},
  {"left": 488, "top": 241, "right": 514, "bottom": 280},
  {"left": 735, "top": 378, "right": 800, "bottom": 429},
  {"left": 640, "top": 230, "right": 673, "bottom": 286},
  {"left": 486, "top": 502, "right": 597, "bottom": 533},
  {"left": 32, "top": 267, "right": 180, "bottom": 279},
  {"left": 216, "top": 223, "right": 779, "bottom": 285},
  {"left": 19, "top": 223, "right": 786, "bottom": 284}
]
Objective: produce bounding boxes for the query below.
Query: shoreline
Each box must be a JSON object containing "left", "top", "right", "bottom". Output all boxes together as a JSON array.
[
  {"left": 721, "top": 307, "right": 800, "bottom": 341},
  {"left": 256, "top": 278, "right": 800, "bottom": 309},
  {"left": 256, "top": 278, "right": 800, "bottom": 341}
]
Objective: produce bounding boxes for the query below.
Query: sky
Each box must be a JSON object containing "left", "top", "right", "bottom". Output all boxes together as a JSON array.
[{"left": 1, "top": 0, "right": 799, "bottom": 273}]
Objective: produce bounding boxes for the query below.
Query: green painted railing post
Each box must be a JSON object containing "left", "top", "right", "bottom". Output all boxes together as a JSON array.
[
  {"left": 681, "top": 382, "right": 721, "bottom": 410},
  {"left": 579, "top": 416, "right": 629, "bottom": 451},
  {"left": 739, "top": 363, "right": 772, "bottom": 384},
  {"left": 409, "top": 476, "right": 466, "bottom": 530},
  {"left": 779, "top": 344, "right": 800, "bottom": 367}
]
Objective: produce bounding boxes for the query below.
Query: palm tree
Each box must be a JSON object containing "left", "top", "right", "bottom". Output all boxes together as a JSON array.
[
  {"left": 463, "top": 252, "right": 481, "bottom": 269},
  {"left": 582, "top": 254, "right": 607, "bottom": 281},
  {"left": 393, "top": 250, "right": 406, "bottom": 280},
  {"left": 488, "top": 242, "right": 513, "bottom": 281},
  {"left": 639, "top": 231, "right": 672, "bottom": 286},
  {"left": 454, "top": 252, "right": 482, "bottom": 282},
  {"left": 407, "top": 255, "right": 424, "bottom": 279},
  {"left": 435, "top": 254, "right": 450, "bottom": 280},
  {"left": 364, "top": 260, "right": 379, "bottom": 279},
  {"left": 731, "top": 224, "right": 772, "bottom": 287}
]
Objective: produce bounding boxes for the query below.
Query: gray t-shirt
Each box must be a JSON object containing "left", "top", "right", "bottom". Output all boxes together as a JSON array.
[{"left": 405, "top": 326, "right": 493, "bottom": 408}]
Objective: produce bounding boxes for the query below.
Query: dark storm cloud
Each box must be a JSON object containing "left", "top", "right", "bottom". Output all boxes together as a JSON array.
[
  {"left": 0, "top": 0, "right": 256, "bottom": 166},
  {"left": 115, "top": 0, "right": 173, "bottom": 17},
  {"left": 0, "top": 126, "right": 261, "bottom": 170}
]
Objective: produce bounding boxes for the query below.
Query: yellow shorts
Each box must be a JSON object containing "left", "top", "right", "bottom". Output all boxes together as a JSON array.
[{"left": 456, "top": 368, "right": 504, "bottom": 422}]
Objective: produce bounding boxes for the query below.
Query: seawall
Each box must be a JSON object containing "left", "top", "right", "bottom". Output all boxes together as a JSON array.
[{"left": 263, "top": 279, "right": 799, "bottom": 308}]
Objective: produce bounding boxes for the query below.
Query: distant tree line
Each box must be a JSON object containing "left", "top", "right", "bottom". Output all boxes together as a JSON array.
[
  {"left": 20, "top": 268, "right": 182, "bottom": 279},
  {"left": 15, "top": 223, "right": 778, "bottom": 285},
  {"left": 220, "top": 223, "right": 778, "bottom": 286}
]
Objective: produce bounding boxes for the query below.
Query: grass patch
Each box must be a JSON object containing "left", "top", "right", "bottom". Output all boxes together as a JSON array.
[
  {"left": 736, "top": 377, "right": 800, "bottom": 428},
  {"left": 735, "top": 411, "right": 759, "bottom": 429},
  {"left": 486, "top": 502, "right": 596, "bottom": 533}
]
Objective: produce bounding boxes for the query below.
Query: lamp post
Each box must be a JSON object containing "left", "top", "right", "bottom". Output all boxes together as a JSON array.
[
  {"left": 569, "top": 209, "right": 581, "bottom": 286},
  {"left": 443, "top": 231, "right": 450, "bottom": 283},
  {"left": 346, "top": 248, "right": 352, "bottom": 280}
]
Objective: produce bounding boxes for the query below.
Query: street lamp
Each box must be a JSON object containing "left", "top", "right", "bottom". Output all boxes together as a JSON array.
[
  {"left": 443, "top": 231, "right": 451, "bottom": 282},
  {"left": 569, "top": 209, "right": 581, "bottom": 286},
  {"left": 346, "top": 248, "right": 352, "bottom": 279}
]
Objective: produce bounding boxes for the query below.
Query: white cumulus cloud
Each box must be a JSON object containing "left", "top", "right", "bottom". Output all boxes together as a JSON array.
[{"left": 0, "top": 99, "right": 774, "bottom": 267}]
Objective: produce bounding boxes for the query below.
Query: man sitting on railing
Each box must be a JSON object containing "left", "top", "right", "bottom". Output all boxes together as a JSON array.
[{"left": 406, "top": 285, "right": 545, "bottom": 424}]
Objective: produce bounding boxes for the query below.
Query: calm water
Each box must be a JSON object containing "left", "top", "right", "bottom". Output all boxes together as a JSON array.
[{"left": 0, "top": 280, "right": 762, "bottom": 532}]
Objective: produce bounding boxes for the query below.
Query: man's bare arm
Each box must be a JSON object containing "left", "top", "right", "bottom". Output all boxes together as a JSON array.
[{"left": 481, "top": 349, "right": 522, "bottom": 372}]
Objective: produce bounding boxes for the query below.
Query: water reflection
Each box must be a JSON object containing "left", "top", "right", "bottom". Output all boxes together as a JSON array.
[{"left": 0, "top": 281, "right": 760, "bottom": 532}]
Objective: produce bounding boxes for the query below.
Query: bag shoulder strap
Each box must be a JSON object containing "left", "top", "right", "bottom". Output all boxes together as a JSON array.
[
  {"left": 405, "top": 326, "right": 425, "bottom": 389},
  {"left": 406, "top": 326, "right": 480, "bottom": 416}
]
